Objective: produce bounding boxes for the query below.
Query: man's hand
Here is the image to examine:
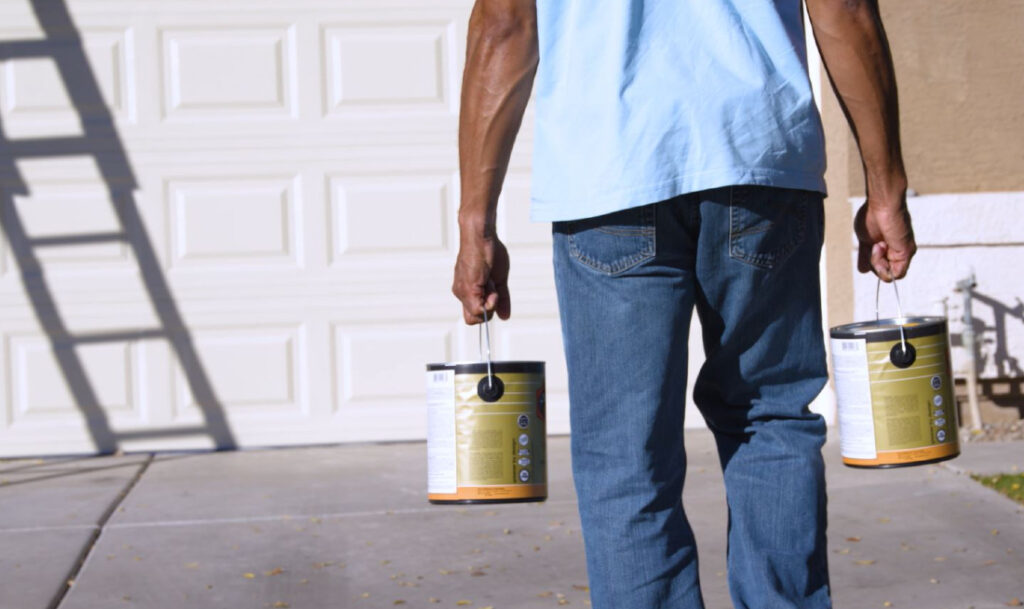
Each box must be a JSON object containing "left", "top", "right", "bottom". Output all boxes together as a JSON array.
[
  {"left": 854, "top": 194, "right": 916, "bottom": 281},
  {"left": 452, "top": 230, "right": 511, "bottom": 325}
]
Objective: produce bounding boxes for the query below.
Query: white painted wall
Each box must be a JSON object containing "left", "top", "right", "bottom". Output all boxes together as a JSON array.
[{"left": 850, "top": 192, "right": 1024, "bottom": 380}]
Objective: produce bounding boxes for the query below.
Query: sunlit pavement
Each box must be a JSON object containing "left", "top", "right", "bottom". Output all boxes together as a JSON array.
[{"left": 1, "top": 432, "right": 1021, "bottom": 609}]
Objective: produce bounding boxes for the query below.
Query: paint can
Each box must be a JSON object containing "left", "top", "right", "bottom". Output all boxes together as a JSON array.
[
  {"left": 426, "top": 314, "right": 547, "bottom": 503},
  {"left": 829, "top": 280, "right": 960, "bottom": 468}
]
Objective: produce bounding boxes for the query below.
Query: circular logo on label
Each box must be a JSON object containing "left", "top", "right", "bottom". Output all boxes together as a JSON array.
[
  {"left": 518, "top": 433, "right": 530, "bottom": 447},
  {"left": 517, "top": 414, "right": 529, "bottom": 429},
  {"left": 930, "top": 375, "right": 942, "bottom": 390},
  {"left": 935, "top": 417, "right": 946, "bottom": 427},
  {"left": 937, "top": 429, "right": 947, "bottom": 442},
  {"left": 518, "top": 457, "right": 531, "bottom": 467},
  {"left": 518, "top": 469, "right": 530, "bottom": 482},
  {"left": 933, "top": 394, "right": 943, "bottom": 407}
]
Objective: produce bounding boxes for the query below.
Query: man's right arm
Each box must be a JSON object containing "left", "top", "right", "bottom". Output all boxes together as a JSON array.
[
  {"left": 806, "top": 0, "right": 916, "bottom": 281},
  {"left": 451, "top": 0, "right": 538, "bottom": 325}
]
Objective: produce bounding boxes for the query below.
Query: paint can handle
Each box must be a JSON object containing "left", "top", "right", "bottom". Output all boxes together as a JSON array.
[
  {"left": 875, "top": 275, "right": 911, "bottom": 362},
  {"left": 478, "top": 309, "right": 495, "bottom": 390}
]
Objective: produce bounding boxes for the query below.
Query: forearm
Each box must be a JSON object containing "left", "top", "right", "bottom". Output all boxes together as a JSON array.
[
  {"left": 457, "top": 0, "right": 538, "bottom": 239},
  {"left": 808, "top": 0, "right": 906, "bottom": 202}
]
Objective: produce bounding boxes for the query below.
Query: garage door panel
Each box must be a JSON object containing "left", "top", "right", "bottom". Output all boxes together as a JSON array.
[
  {"left": 11, "top": 182, "right": 130, "bottom": 265},
  {"left": 328, "top": 173, "right": 454, "bottom": 260},
  {"left": 4, "top": 333, "right": 146, "bottom": 425},
  {"left": 161, "top": 25, "right": 298, "bottom": 120},
  {"left": 322, "top": 21, "right": 456, "bottom": 114},
  {"left": 0, "top": 27, "right": 137, "bottom": 139},
  {"left": 333, "top": 323, "right": 453, "bottom": 409},
  {"left": 172, "top": 325, "right": 306, "bottom": 420},
  {"left": 166, "top": 175, "right": 301, "bottom": 268}
]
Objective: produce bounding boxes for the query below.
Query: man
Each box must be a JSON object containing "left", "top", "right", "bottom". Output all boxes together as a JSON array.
[{"left": 452, "top": 0, "right": 915, "bottom": 607}]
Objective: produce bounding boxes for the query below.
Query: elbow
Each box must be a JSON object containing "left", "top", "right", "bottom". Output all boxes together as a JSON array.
[{"left": 470, "top": 0, "right": 537, "bottom": 42}]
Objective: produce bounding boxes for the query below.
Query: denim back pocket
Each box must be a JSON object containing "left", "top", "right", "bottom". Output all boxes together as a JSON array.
[
  {"left": 728, "top": 186, "right": 810, "bottom": 270},
  {"left": 561, "top": 204, "right": 656, "bottom": 275}
]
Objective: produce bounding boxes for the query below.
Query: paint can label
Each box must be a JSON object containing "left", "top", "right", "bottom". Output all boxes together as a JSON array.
[
  {"left": 831, "top": 325, "right": 959, "bottom": 467},
  {"left": 426, "top": 369, "right": 547, "bottom": 502},
  {"left": 832, "top": 338, "right": 878, "bottom": 460},
  {"left": 426, "top": 368, "right": 457, "bottom": 494}
]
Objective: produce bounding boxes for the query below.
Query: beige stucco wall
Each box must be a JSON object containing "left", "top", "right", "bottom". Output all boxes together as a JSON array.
[{"left": 822, "top": 0, "right": 1024, "bottom": 327}]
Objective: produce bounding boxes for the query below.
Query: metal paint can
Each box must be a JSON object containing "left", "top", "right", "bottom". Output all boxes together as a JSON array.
[
  {"left": 425, "top": 360, "right": 547, "bottom": 503},
  {"left": 830, "top": 316, "right": 960, "bottom": 468}
]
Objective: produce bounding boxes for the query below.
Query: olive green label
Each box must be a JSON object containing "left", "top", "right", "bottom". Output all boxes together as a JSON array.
[
  {"left": 865, "top": 332, "right": 957, "bottom": 451},
  {"left": 453, "top": 372, "right": 547, "bottom": 487}
]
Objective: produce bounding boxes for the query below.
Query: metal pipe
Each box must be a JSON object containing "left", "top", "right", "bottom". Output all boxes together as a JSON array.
[{"left": 955, "top": 273, "right": 982, "bottom": 432}]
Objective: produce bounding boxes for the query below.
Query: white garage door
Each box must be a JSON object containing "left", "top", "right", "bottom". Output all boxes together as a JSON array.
[
  {"left": 0, "top": 0, "right": 577, "bottom": 457},
  {"left": 0, "top": 1, "right": 838, "bottom": 458}
]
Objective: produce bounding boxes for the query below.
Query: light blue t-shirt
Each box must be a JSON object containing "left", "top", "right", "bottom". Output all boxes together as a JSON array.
[{"left": 530, "top": 0, "right": 826, "bottom": 222}]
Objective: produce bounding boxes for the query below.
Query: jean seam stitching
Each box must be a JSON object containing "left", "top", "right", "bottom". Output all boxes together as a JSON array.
[
  {"left": 728, "top": 193, "right": 807, "bottom": 270},
  {"left": 567, "top": 205, "right": 656, "bottom": 275}
]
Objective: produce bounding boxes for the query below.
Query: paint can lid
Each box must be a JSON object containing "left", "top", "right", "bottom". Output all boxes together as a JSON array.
[
  {"left": 426, "top": 361, "right": 545, "bottom": 374},
  {"left": 829, "top": 316, "right": 947, "bottom": 341}
]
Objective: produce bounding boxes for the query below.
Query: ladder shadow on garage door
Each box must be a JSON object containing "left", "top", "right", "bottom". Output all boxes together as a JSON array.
[{"left": 0, "top": 0, "right": 236, "bottom": 453}]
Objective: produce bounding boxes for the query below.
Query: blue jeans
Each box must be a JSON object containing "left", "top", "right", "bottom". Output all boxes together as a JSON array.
[{"left": 552, "top": 186, "right": 830, "bottom": 609}]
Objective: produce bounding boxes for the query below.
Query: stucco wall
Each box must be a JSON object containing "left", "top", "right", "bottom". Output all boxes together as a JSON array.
[{"left": 823, "top": 0, "right": 1024, "bottom": 328}]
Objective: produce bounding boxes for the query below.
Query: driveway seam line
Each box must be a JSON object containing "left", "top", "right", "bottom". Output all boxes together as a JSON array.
[{"left": 49, "top": 453, "right": 155, "bottom": 609}]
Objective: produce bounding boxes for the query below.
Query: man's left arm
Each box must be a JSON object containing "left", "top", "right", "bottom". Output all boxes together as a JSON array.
[{"left": 451, "top": 0, "right": 538, "bottom": 325}]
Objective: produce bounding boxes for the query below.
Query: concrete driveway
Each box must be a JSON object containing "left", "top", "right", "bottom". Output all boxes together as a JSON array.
[{"left": 1, "top": 432, "right": 1022, "bottom": 609}]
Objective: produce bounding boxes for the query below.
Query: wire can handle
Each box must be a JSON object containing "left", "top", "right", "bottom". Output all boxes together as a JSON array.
[
  {"left": 478, "top": 309, "right": 494, "bottom": 389},
  {"left": 875, "top": 275, "right": 910, "bottom": 360}
]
